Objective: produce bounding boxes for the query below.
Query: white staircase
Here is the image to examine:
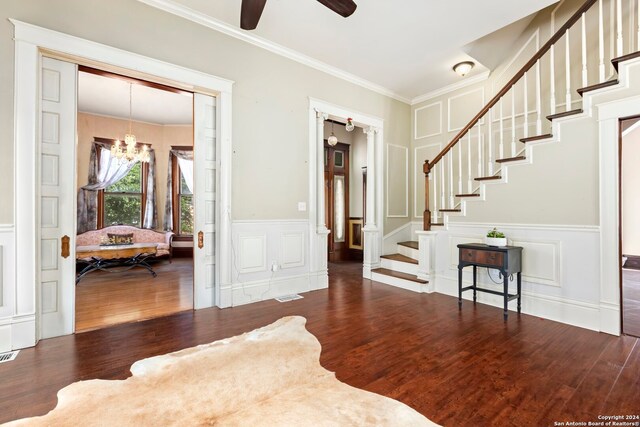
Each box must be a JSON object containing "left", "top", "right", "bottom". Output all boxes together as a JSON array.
[{"left": 371, "top": 242, "right": 428, "bottom": 292}]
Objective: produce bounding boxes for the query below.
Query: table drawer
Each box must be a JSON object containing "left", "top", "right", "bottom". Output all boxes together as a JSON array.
[{"left": 460, "top": 249, "right": 504, "bottom": 267}]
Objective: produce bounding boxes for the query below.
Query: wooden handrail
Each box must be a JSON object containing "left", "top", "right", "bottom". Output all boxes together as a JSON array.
[{"left": 427, "top": 0, "right": 598, "bottom": 171}]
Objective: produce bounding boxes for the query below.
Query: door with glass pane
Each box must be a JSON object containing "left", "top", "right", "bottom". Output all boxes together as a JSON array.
[{"left": 324, "top": 142, "right": 350, "bottom": 262}]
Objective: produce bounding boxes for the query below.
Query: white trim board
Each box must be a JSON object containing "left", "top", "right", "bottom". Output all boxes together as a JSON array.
[
  {"left": 414, "top": 102, "right": 443, "bottom": 140},
  {"left": 10, "top": 20, "right": 234, "bottom": 349},
  {"left": 411, "top": 71, "right": 490, "bottom": 106},
  {"left": 135, "top": 0, "right": 411, "bottom": 104}
]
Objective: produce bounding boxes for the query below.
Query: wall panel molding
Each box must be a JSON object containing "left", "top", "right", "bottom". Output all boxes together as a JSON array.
[
  {"left": 414, "top": 101, "right": 442, "bottom": 139},
  {"left": 447, "top": 87, "right": 485, "bottom": 132},
  {"left": 386, "top": 144, "right": 409, "bottom": 218}
]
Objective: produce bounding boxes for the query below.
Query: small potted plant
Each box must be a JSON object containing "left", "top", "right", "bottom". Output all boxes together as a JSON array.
[{"left": 486, "top": 227, "right": 507, "bottom": 247}]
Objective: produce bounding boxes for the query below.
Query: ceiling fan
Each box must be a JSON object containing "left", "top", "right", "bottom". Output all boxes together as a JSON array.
[{"left": 240, "top": 0, "right": 357, "bottom": 30}]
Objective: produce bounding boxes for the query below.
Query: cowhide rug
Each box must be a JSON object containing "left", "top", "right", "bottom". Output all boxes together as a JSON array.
[{"left": 5, "top": 316, "right": 438, "bottom": 426}]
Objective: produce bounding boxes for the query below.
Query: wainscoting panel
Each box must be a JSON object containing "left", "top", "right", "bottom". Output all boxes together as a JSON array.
[
  {"left": 228, "top": 220, "right": 319, "bottom": 306},
  {"left": 237, "top": 234, "right": 267, "bottom": 274},
  {"left": 0, "top": 225, "right": 16, "bottom": 351},
  {"left": 433, "top": 222, "right": 603, "bottom": 332}
]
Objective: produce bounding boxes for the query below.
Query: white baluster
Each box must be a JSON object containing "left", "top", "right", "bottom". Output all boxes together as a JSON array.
[
  {"left": 440, "top": 159, "right": 445, "bottom": 215},
  {"left": 637, "top": 0, "right": 640, "bottom": 51},
  {"left": 467, "top": 131, "right": 472, "bottom": 193},
  {"left": 458, "top": 141, "right": 463, "bottom": 195},
  {"left": 582, "top": 13, "right": 589, "bottom": 88},
  {"left": 536, "top": 59, "right": 542, "bottom": 135},
  {"left": 617, "top": 0, "right": 624, "bottom": 56},
  {"left": 629, "top": 0, "right": 634, "bottom": 51},
  {"left": 550, "top": 45, "right": 556, "bottom": 115},
  {"left": 477, "top": 124, "right": 483, "bottom": 178},
  {"left": 499, "top": 98, "right": 505, "bottom": 160},
  {"left": 488, "top": 108, "right": 494, "bottom": 175},
  {"left": 448, "top": 152, "right": 454, "bottom": 208},
  {"left": 432, "top": 159, "right": 438, "bottom": 224},
  {"left": 511, "top": 88, "right": 516, "bottom": 157},
  {"left": 599, "top": 0, "right": 606, "bottom": 82},
  {"left": 524, "top": 71, "right": 529, "bottom": 138},
  {"left": 566, "top": 29, "right": 572, "bottom": 111}
]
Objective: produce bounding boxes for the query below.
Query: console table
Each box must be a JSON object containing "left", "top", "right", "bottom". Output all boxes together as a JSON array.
[
  {"left": 76, "top": 243, "right": 158, "bottom": 284},
  {"left": 457, "top": 243, "right": 523, "bottom": 320}
]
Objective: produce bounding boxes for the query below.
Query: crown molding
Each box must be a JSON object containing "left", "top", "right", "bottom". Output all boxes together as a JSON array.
[
  {"left": 410, "top": 70, "right": 491, "bottom": 106},
  {"left": 136, "top": 0, "right": 411, "bottom": 104}
]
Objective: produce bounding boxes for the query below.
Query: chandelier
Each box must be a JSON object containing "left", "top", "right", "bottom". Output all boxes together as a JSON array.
[{"left": 110, "top": 83, "right": 150, "bottom": 163}]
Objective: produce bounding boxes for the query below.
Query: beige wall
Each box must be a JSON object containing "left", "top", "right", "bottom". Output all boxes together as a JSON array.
[
  {"left": 77, "top": 113, "right": 192, "bottom": 228},
  {"left": 623, "top": 125, "right": 640, "bottom": 255},
  {"left": 0, "top": 0, "right": 410, "bottom": 234}
]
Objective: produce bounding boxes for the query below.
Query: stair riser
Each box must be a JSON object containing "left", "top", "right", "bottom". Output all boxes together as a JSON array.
[
  {"left": 380, "top": 258, "right": 419, "bottom": 275},
  {"left": 397, "top": 245, "right": 419, "bottom": 260},
  {"left": 371, "top": 272, "right": 424, "bottom": 293}
]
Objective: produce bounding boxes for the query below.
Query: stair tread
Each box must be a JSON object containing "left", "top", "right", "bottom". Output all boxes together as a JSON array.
[
  {"left": 577, "top": 79, "right": 618, "bottom": 96},
  {"left": 520, "top": 133, "right": 553, "bottom": 143},
  {"left": 439, "top": 208, "right": 462, "bottom": 212},
  {"left": 432, "top": 223, "right": 445, "bottom": 226},
  {"left": 496, "top": 156, "right": 526, "bottom": 163},
  {"left": 475, "top": 176, "right": 502, "bottom": 181},
  {"left": 371, "top": 268, "right": 428, "bottom": 284},
  {"left": 398, "top": 241, "right": 419, "bottom": 250},
  {"left": 546, "top": 109, "right": 582, "bottom": 121},
  {"left": 381, "top": 254, "right": 418, "bottom": 264},
  {"left": 612, "top": 52, "right": 640, "bottom": 71},
  {"left": 455, "top": 193, "right": 480, "bottom": 197}
]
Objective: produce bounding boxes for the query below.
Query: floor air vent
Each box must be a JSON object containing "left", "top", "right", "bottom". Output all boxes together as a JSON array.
[
  {"left": 0, "top": 350, "right": 19, "bottom": 364},
  {"left": 275, "top": 294, "right": 304, "bottom": 303}
]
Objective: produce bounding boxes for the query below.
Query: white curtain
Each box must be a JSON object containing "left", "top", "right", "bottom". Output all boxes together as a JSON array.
[
  {"left": 177, "top": 157, "right": 194, "bottom": 193},
  {"left": 84, "top": 148, "right": 136, "bottom": 191}
]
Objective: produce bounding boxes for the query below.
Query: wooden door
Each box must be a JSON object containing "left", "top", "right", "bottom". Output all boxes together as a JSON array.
[
  {"left": 325, "top": 142, "right": 350, "bottom": 262},
  {"left": 39, "top": 57, "right": 78, "bottom": 338},
  {"left": 193, "top": 93, "right": 217, "bottom": 309}
]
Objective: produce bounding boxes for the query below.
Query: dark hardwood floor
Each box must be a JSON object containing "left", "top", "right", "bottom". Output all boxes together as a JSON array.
[{"left": 1, "top": 262, "right": 638, "bottom": 426}]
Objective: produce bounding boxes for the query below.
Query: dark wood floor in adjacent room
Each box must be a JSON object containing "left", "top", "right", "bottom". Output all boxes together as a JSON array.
[{"left": 1, "top": 262, "right": 638, "bottom": 426}]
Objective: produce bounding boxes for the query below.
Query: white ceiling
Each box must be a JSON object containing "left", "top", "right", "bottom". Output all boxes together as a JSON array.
[
  {"left": 78, "top": 71, "right": 193, "bottom": 125},
  {"left": 151, "top": 0, "right": 559, "bottom": 101}
]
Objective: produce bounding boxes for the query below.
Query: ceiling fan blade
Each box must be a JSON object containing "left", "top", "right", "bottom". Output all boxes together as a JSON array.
[
  {"left": 316, "top": 0, "right": 357, "bottom": 18},
  {"left": 241, "top": 0, "right": 268, "bottom": 30}
]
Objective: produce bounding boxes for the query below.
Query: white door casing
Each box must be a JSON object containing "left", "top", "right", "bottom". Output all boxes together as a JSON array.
[
  {"left": 11, "top": 20, "right": 233, "bottom": 349},
  {"left": 193, "top": 93, "right": 218, "bottom": 309},
  {"left": 39, "top": 57, "right": 77, "bottom": 339}
]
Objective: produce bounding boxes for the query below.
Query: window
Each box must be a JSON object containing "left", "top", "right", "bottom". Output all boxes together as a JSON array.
[
  {"left": 97, "top": 144, "right": 149, "bottom": 228},
  {"left": 171, "top": 150, "right": 194, "bottom": 235}
]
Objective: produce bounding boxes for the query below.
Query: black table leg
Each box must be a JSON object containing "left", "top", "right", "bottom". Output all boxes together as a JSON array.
[
  {"left": 517, "top": 272, "right": 522, "bottom": 314},
  {"left": 503, "top": 270, "right": 509, "bottom": 321},
  {"left": 472, "top": 265, "right": 477, "bottom": 303},
  {"left": 458, "top": 266, "right": 463, "bottom": 309}
]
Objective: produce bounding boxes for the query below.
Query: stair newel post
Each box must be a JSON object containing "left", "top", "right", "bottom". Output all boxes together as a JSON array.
[{"left": 423, "top": 160, "right": 431, "bottom": 231}]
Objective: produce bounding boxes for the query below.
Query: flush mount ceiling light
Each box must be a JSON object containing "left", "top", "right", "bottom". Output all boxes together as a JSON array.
[
  {"left": 328, "top": 120, "right": 338, "bottom": 146},
  {"left": 453, "top": 61, "right": 475, "bottom": 77}
]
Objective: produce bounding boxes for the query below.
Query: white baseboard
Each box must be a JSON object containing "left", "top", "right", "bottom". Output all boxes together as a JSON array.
[
  {"left": 222, "top": 271, "right": 328, "bottom": 307},
  {"left": 0, "top": 314, "right": 37, "bottom": 350},
  {"left": 436, "top": 275, "right": 603, "bottom": 332}
]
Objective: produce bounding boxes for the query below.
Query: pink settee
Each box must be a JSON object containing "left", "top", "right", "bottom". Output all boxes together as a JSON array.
[{"left": 76, "top": 225, "right": 174, "bottom": 260}]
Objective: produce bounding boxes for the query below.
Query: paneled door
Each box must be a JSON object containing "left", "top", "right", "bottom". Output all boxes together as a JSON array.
[
  {"left": 39, "top": 57, "right": 78, "bottom": 338},
  {"left": 325, "top": 142, "right": 350, "bottom": 262},
  {"left": 193, "top": 93, "right": 218, "bottom": 309}
]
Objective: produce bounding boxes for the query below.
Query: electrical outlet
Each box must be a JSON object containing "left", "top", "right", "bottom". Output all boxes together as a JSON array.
[
  {"left": 298, "top": 202, "right": 307, "bottom": 212},
  {"left": 271, "top": 262, "right": 279, "bottom": 272}
]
